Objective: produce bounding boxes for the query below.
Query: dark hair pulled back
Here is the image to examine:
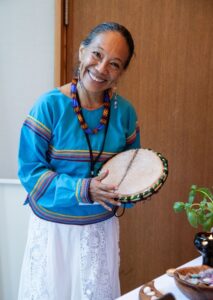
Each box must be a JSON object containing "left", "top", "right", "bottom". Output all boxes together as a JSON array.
[{"left": 81, "top": 22, "right": 135, "bottom": 69}]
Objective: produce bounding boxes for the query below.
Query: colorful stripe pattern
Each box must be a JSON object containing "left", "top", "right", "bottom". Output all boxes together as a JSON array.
[
  {"left": 24, "top": 115, "right": 51, "bottom": 142},
  {"left": 28, "top": 197, "right": 115, "bottom": 225},
  {"left": 76, "top": 178, "right": 92, "bottom": 203},
  {"left": 27, "top": 172, "right": 115, "bottom": 225},
  {"left": 126, "top": 121, "right": 140, "bottom": 145},
  {"left": 48, "top": 145, "right": 116, "bottom": 162},
  {"left": 30, "top": 170, "right": 57, "bottom": 201}
]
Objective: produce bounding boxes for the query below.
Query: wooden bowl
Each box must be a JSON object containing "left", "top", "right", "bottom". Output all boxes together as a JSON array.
[
  {"left": 139, "top": 280, "right": 163, "bottom": 299},
  {"left": 174, "top": 265, "right": 213, "bottom": 300}
]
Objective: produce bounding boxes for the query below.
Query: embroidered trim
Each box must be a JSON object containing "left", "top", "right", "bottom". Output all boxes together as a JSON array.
[
  {"left": 48, "top": 145, "right": 116, "bottom": 162},
  {"left": 28, "top": 197, "right": 114, "bottom": 225},
  {"left": 24, "top": 115, "right": 51, "bottom": 142},
  {"left": 126, "top": 122, "right": 140, "bottom": 145},
  {"left": 75, "top": 179, "right": 82, "bottom": 203},
  {"left": 30, "top": 171, "right": 57, "bottom": 201},
  {"left": 75, "top": 178, "right": 92, "bottom": 203},
  {"left": 80, "top": 178, "right": 92, "bottom": 203},
  {"left": 27, "top": 174, "right": 114, "bottom": 224},
  {"left": 136, "top": 121, "right": 140, "bottom": 133}
]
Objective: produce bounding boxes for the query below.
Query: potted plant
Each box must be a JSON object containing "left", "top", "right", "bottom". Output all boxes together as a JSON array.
[{"left": 173, "top": 185, "right": 213, "bottom": 266}]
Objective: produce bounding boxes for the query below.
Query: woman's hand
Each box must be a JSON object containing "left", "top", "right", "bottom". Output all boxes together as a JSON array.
[{"left": 89, "top": 170, "right": 121, "bottom": 211}]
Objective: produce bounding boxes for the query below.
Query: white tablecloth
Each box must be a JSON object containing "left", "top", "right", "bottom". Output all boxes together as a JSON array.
[{"left": 116, "top": 256, "right": 202, "bottom": 300}]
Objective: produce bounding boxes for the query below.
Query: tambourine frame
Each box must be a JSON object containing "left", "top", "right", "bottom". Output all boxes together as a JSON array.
[{"left": 100, "top": 149, "right": 168, "bottom": 204}]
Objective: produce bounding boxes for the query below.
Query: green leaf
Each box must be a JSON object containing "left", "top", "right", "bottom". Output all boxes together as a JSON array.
[
  {"left": 173, "top": 202, "right": 185, "bottom": 212},
  {"left": 185, "top": 203, "right": 192, "bottom": 209},
  {"left": 197, "top": 188, "right": 213, "bottom": 201},
  {"left": 200, "top": 199, "right": 207, "bottom": 209},
  {"left": 188, "top": 188, "right": 196, "bottom": 204},
  {"left": 202, "top": 217, "right": 213, "bottom": 232},
  {"left": 187, "top": 210, "right": 198, "bottom": 228},
  {"left": 197, "top": 212, "right": 206, "bottom": 225},
  {"left": 206, "top": 212, "right": 213, "bottom": 218},
  {"left": 207, "top": 202, "right": 213, "bottom": 212}
]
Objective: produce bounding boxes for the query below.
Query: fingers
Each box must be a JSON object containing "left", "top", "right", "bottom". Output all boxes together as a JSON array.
[
  {"left": 98, "top": 200, "right": 117, "bottom": 212},
  {"left": 97, "top": 192, "right": 121, "bottom": 207},
  {"left": 89, "top": 173, "right": 121, "bottom": 211},
  {"left": 93, "top": 189, "right": 121, "bottom": 211},
  {"left": 97, "top": 197, "right": 121, "bottom": 211},
  {"left": 96, "top": 169, "right": 109, "bottom": 181},
  {"left": 96, "top": 170, "right": 118, "bottom": 191}
]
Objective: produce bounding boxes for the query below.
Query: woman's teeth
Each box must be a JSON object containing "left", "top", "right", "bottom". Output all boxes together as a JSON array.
[{"left": 89, "top": 71, "right": 105, "bottom": 83}]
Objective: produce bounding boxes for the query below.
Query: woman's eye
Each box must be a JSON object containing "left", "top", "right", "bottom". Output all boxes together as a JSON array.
[
  {"left": 110, "top": 62, "right": 120, "bottom": 69},
  {"left": 92, "top": 51, "right": 101, "bottom": 59}
]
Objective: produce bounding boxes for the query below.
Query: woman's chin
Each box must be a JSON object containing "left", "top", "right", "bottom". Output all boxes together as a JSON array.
[{"left": 80, "top": 78, "right": 108, "bottom": 94}]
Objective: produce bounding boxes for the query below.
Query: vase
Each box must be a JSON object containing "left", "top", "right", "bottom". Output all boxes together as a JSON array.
[{"left": 194, "top": 232, "right": 213, "bottom": 267}]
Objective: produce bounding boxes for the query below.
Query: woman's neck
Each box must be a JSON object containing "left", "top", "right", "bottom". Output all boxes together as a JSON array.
[{"left": 77, "top": 82, "right": 104, "bottom": 109}]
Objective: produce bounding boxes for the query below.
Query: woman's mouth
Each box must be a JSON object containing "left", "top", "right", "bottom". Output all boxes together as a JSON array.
[{"left": 88, "top": 71, "right": 105, "bottom": 83}]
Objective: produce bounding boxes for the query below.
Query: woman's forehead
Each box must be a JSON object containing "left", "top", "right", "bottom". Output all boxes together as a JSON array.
[{"left": 87, "top": 31, "right": 129, "bottom": 60}]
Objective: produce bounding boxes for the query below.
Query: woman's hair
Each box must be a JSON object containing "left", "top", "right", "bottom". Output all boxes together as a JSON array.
[{"left": 81, "top": 22, "right": 135, "bottom": 69}]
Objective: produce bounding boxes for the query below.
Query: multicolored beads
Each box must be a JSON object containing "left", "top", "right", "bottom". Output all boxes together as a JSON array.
[{"left": 70, "top": 78, "right": 111, "bottom": 135}]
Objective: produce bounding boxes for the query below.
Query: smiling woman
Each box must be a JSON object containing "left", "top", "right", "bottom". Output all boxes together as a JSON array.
[
  {"left": 17, "top": 22, "right": 140, "bottom": 300},
  {"left": 78, "top": 31, "right": 129, "bottom": 98}
]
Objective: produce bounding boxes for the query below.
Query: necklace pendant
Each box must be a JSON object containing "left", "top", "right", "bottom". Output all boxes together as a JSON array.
[
  {"left": 114, "top": 93, "right": 118, "bottom": 109},
  {"left": 114, "top": 100, "right": 118, "bottom": 109}
]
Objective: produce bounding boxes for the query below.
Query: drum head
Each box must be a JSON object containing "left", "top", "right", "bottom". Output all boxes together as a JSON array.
[{"left": 100, "top": 148, "right": 168, "bottom": 203}]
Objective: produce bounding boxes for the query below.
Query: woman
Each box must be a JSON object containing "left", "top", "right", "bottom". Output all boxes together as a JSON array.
[{"left": 18, "top": 22, "right": 140, "bottom": 300}]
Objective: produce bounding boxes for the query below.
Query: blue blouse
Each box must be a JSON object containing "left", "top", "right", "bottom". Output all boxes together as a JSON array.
[{"left": 18, "top": 88, "right": 141, "bottom": 225}]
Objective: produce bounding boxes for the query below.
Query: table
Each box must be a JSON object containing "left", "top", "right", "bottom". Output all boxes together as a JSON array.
[{"left": 116, "top": 256, "right": 202, "bottom": 300}]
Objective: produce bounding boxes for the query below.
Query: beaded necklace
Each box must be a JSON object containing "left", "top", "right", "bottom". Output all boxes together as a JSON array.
[
  {"left": 70, "top": 78, "right": 111, "bottom": 135},
  {"left": 70, "top": 78, "right": 111, "bottom": 177}
]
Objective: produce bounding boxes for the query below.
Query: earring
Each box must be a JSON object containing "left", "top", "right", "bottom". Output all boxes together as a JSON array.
[
  {"left": 77, "top": 66, "right": 81, "bottom": 81},
  {"left": 112, "top": 86, "right": 118, "bottom": 109},
  {"left": 77, "top": 66, "right": 84, "bottom": 90}
]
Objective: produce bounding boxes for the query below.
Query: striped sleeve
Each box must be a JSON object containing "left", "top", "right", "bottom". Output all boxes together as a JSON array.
[
  {"left": 76, "top": 178, "right": 93, "bottom": 203},
  {"left": 18, "top": 94, "right": 93, "bottom": 215},
  {"left": 23, "top": 115, "right": 52, "bottom": 142},
  {"left": 125, "top": 105, "right": 141, "bottom": 150}
]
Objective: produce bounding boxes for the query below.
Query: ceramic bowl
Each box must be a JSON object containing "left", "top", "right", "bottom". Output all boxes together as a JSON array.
[{"left": 174, "top": 265, "right": 213, "bottom": 300}]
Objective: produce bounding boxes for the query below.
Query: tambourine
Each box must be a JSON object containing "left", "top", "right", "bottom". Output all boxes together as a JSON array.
[{"left": 100, "top": 148, "right": 168, "bottom": 203}]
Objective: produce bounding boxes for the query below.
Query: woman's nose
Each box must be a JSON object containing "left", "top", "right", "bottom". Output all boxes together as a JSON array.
[{"left": 95, "top": 60, "right": 108, "bottom": 74}]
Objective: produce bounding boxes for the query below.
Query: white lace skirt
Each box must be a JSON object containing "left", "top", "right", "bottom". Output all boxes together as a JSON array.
[{"left": 18, "top": 213, "right": 120, "bottom": 300}]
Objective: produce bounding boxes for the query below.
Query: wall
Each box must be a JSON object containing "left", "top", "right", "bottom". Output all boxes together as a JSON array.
[
  {"left": 0, "top": 0, "right": 55, "bottom": 179},
  {"left": 0, "top": 0, "right": 55, "bottom": 299},
  {"left": 0, "top": 183, "right": 30, "bottom": 300},
  {"left": 64, "top": 0, "right": 213, "bottom": 293}
]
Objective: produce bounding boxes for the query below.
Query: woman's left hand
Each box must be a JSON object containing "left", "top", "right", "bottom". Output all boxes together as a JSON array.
[{"left": 89, "top": 170, "right": 121, "bottom": 211}]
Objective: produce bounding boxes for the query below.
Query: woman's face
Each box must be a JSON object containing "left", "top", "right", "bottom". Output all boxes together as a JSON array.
[{"left": 78, "top": 31, "right": 130, "bottom": 95}]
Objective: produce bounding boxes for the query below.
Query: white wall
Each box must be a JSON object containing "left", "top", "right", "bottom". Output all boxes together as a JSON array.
[
  {"left": 0, "top": 183, "right": 30, "bottom": 300},
  {"left": 0, "top": 0, "right": 55, "bottom": 179},
  {"left": 0, "top": 0, "right": 55, "bottom": 299}
]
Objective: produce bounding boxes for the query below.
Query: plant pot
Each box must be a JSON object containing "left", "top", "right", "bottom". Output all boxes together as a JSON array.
[{"left": 194, "top": 232, "right": 213, "bottom": 267}]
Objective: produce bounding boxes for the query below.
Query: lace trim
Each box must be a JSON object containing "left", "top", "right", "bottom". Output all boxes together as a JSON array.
[
  {"left": 80, "top": 223, "right": 113, "bottom": 300},
  {"left": 19, "top": 214, "right": 49, "bottom": 300}
]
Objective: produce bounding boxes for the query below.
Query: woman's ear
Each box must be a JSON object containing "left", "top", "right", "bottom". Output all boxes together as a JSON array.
[{"left": 79, "top": 45, "right": 85, "bottom": 62}]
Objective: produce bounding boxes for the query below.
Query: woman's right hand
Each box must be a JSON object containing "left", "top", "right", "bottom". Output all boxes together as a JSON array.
[{"left": 89, "top": 170, "right": 121, "bottom": 211}]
